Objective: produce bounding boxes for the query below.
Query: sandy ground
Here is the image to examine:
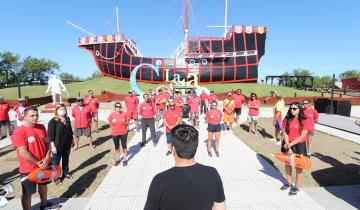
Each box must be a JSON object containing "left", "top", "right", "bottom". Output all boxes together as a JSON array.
[
  {"left": 0, "top": 121, "right": 135, "bottom": 199},
  {"left": 232, "top": 117, "right": 360, "bottom": 187}
]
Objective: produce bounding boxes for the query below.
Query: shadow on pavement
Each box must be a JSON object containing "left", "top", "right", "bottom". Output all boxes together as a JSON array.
[
  {"left": 60, "top": 164, "right": 107, "bottom": 198},
  {"left": 70, "top": 150, "right": 110, "bottom": 175},
  {"left": 256, "top": 154, "right": 286, "bottom": 183},
  {"left": 311, "top": 152, "right": 360, "bottom": 186},
  {"left": 0, "top": 168, "right": 19, "bottom": 186}
]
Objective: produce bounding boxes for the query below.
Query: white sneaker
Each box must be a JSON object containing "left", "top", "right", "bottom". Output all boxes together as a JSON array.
[
  {"left": 269, "top": 138, "right": 276, "bottom": 142},
  {"left": 275, "top": 141, "right": 282, "bottom": 146}
]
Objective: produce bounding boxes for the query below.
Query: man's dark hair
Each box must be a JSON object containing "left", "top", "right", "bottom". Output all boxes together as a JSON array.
[
  {"left": 171, "top": 124, "right": 198, "bottom": 159},
  {"left": 24, "top": 106, "right": 38, "bottom": 116}
]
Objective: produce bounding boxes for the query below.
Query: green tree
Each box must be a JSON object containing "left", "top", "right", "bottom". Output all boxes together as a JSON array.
[
  {"left": 87, "top": 71, "right": 102, "bottom": 80},
  {"left": 22, "top": 56, "right": 60, "bottom": 84},
  {"left": 0, "top": 51, "right": 20, "bottom": 86},
  {"left": 313, "top": 75, "right": 332, "bottom": 88},
  {"left": 59, "top": 72, "right": 81, "bottom": 83},
  {"left": 339, "top": 70, "right": 360, "bottom": 80}
]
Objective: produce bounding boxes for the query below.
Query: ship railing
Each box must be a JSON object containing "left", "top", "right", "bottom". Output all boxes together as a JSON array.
[
  {"left": 185, "top": 50, "right": 257, "bottom": 59},
  {"left": 172, "top": 42, "right": 185, "bottom": 58}
]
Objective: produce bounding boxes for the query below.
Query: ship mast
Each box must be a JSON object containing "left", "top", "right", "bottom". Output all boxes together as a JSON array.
[
  {"left": 184, "top": 0, "right": 189, "bottom": 55},
  {"left": 224, "top": 0, "right": 228, "bottom": 36},
  {"left": 116, "top": 6, "right": 120, "bottom": 35}
]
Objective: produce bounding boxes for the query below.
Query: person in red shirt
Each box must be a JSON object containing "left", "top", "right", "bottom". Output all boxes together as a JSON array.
[
  {"left": 189, "top": 92, "right": 201, "bottom": 128},
  {"left": 186, "top": 90, "right": 193, "bottom": 120},
  {"left": 84, "top": 90, "right": 100, "bottom": 132},
  {"left": 11, "top": 106, "right": 54, "bottom": 210},
  {"left": 155, "top": 89, "right": 169, "bottom": 128},
  {"left": 232, "top": 89, "right": 246, "bottom": 126},
  {"left": 200, "top": 90, "right": 208, "bottom": 115},
  {"left": 14, "top": 98, "right": 29, "bottom": 127},
  {"left": 207, "top": 90, "right": 218, "bottom": 104},
  {"left": 247, "top": 93, "right": 261, "bottom": 135},
  {"left": 281, "top": 102, "right": 311, "bottom": 196},
  {"left": 72, "top": 97, "right": 94, "bottom": 149},
  {"left": 163, "top": 100, "right": 182, "bottom": 156},
  {"left": 125, "top": 90, "right": 139, "bottom": 131},
  {"left": 108, "top": 102, "right": 130, "bottom": 166},
  {"left": 174, "top": 92, "right": 184, "bottom": 117},
  {"left": 205, "top": 101, "right": 223, "bottom": 157},
  {"left": 303, "top": 99, "right": 319, "bottom": 155},
  {"left": 0, "top": 96, "right": 11, "bottom": 138},
  {"left": 139, "top": 93, "right": 157, "bottom": 147}
]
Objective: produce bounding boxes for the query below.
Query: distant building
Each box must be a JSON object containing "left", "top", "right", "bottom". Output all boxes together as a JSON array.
[{"left": 341, "top": 78, "right": 360, "bottom": 90}]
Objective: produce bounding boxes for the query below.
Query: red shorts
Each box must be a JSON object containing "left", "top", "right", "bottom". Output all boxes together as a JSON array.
[{"left": 126, "top": 111, "right": 138, "bottom": 120}]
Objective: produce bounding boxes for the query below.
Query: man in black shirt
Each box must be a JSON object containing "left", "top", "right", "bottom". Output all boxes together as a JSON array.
[{"left": 144, "top": 124, "right": 226, "bottom": 210}]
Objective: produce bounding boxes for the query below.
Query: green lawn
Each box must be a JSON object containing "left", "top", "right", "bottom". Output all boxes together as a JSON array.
[{"left": 0, "top": 77, "right": 336, "bottom": 99}]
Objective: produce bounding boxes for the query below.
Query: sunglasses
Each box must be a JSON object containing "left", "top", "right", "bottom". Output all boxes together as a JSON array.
[
  {"left": 290, "top": 107, "right": 299, "bottom": 111},
  {"left": 115, "top": 106, "right": 121, "bottom": 108}
]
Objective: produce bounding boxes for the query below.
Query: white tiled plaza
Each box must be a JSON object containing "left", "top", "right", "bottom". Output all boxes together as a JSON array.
[{"left": 83, "top": 116, "right": 324, "bottom": 210}]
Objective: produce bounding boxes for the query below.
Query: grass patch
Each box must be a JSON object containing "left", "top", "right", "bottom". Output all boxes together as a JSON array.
[
  {"left": 233, "top": 118, "right": 360, "bottom": 187},
  {"left": 0, "top": 120, "right": 135, "bottom": 198},
  {"left": 0, "top": 77, "right": 341, "bottom": 100}
]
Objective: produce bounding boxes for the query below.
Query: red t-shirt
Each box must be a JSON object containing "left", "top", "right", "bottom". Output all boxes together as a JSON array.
[
  {"left": 207, "top": 94, "right": 218, "bottom": 103},
  {"left": 72, "top": 105, "right": 92, "bottom": 128},
  {"left": 248, "top": 100, "right": 261, "bottom": 116},
  {"left": 155, "top": 94, "right": 167, "bottom": 110},
  {"left": 304, "top": 108, "right": 319, "bottom": 132},
  {"left": 108, "top": 112, "right": 129, "bottom": 136},
  {"left": 174, "top": 97, "right": 184, "bottom": 113},
  {"left": 200, "top": 93, "right": 208, "bottom": 101},
  {"left": 125, "top": 95, "right": 139, "bottom": 112},
  {"left": 0, "top": 102, "right": 10, "bottom": 121},
  {"left": 206, "top": 109, "right": 223, "bottom": 124},
  {"left": 84, "top": 96, "right": 100, "bottom": 113},
  {"left": 11, "top": 124, "right": 47, "bottom": 173},
  {"left": 190, "top": 96, "right": 201, "bottom": 113},
  {"left": 139, "top": 102, "right": 156, "bottom": 119},
  {"left": 283, "top": 118, "right": 311, "bottom": 143},
  {"left": 186, "top": 95, "right": 192, "bottom": 104},
  {"left": 163, "top": 110, "right": 181, "bottom": 133},
  {"left": 232, "top": 94, "right": 245, "bottom": 108}
]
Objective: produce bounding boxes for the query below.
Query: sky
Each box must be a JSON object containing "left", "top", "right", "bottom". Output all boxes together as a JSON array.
[{"left": 1, "top": 0, "right": 359, "bottom": 81}]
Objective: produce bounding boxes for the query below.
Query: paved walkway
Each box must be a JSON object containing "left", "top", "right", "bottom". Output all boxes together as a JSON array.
[
  {"left": 2, "top": 105, "right": 359, "bottom": 209},
  {"left": 83, "top": 116, "right": 324, "bottom": 210}
]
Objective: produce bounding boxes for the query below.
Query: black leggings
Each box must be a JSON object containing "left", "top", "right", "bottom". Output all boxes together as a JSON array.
[{"left": 112, "top": 134, "right": 128, "bottom": 150}]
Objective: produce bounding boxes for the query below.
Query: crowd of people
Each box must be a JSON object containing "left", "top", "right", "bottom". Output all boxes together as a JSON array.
[{"left": 0, "top": 87, "right": 325, "bottom": 209}]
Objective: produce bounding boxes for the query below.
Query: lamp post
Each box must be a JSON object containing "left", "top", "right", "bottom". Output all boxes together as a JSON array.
[{"left": 329, "top": 74, "right": 335, "bottom": 114}]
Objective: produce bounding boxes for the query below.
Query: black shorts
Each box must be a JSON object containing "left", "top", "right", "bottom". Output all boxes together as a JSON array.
[
  {"left": 207, "top": 124, "right": 221, "bottom": 133},
  {"left": 20, "top": 173, "right": 50, "bottom": 196},
  {"left": 112, "top": 134, "right": 128, "bottom": 150},
  {"left": 0, "top": 120, "right": 10, "bottom": 127},
  {"left": 234, "top": 108, "right": 242, "bottom": 115},
  {"left": 281, "top": 141, "right": 309, "bottom": 157}
]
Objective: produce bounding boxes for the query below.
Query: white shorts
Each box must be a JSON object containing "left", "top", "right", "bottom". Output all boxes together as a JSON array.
[{"left": 247, "top": 115, "right": 258, "bottom": 123}]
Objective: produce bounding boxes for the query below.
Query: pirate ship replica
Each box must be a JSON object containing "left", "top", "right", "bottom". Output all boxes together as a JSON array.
[{"left": 73, "top": 0, "right": 267, "bottom": 84}]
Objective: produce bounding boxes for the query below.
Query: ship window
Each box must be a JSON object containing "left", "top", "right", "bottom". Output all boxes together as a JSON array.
[
  {"left": 141, "top": 68, "right": 152, "bottom": 81},
  {"left": 132, "top": 57, "right": 141, "bottom": 66},
  {"left": 224, "top": 67, "right": 235, "bottom": 81},
  {"left": 236, "top": 66, "right": 247, "bottom": 80},
  {"left": 248, "top": 65, "right": 258, "bottom": 79},
  {"left": 245, "top": 33, "right": 256, "bottom": 50},
  {"left": 235, "top": 33, "right": 245, "bottom": 51},
  {"left": 247, "top": 56, "right": 257, "bottom": 64},
  {"left": 122, "top": 65, "right": 130, "bottom": 78},
  {"left": 224, "top": 40, "right": 233, "bottom": 52},
  {"left": 211, "top": 68, "right": 223, "bottom": 82},
  {"left": 200, "top": 41, "right": 210, "bottom": 53},
  {"left": 236, "top": 57, "right": 246, "bottom": 65},
  {"left": 211, "top": 41, "right": 222, "bottom": 53},
  {"left": 199, "top": 68, "right": 210, "bottom": 82}
]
